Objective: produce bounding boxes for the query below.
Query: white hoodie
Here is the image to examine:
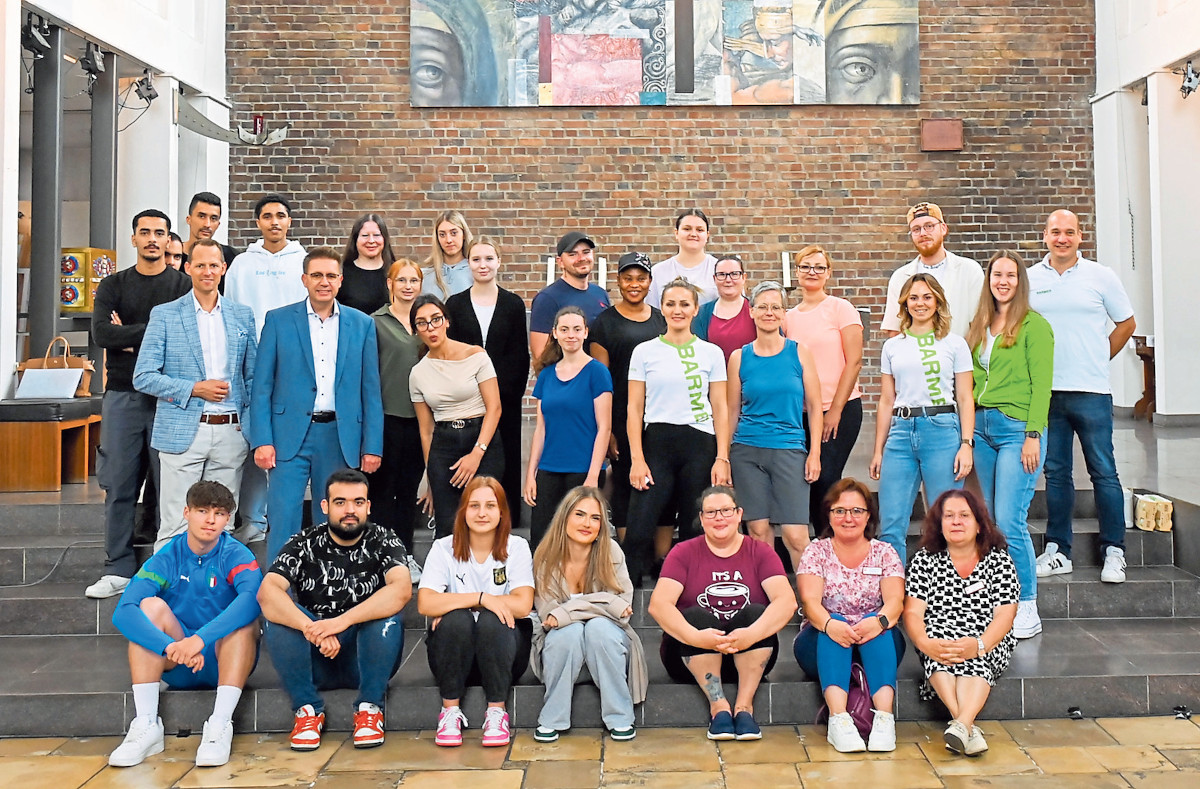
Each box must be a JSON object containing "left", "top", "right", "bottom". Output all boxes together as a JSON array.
[{"left": 225, "top": 239, "right": 308, "bottom": 338}]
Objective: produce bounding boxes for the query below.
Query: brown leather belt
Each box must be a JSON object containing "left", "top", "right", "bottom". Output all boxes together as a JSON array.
[{"left": 199, "top": 413, "right": 238, "bottom": 425}]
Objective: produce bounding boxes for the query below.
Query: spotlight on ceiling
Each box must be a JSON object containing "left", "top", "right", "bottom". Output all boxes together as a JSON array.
[
  {"left": 20, "top": 13, "right": 51, "bottom": 59},
  {"left": 1182, "top": 61, "right": 1199, "bottom": 99},
  {"left": 134, "top": 69, "right": 158, "bottom": 102},
  {"left": 81, "top": 43, "right": 105, "bottom": 76}
]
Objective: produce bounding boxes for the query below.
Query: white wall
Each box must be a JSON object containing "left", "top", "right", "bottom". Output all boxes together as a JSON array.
[{"left": 1, "top": 3, "right": 21, "bottom": 399}]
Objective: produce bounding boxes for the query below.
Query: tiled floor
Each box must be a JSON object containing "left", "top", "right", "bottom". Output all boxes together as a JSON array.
[{"left": 3, "top": 716, "right": 1200, "bottom": 788}]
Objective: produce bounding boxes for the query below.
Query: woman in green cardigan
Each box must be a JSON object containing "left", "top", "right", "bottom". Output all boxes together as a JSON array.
[{"left": 965, "top": 251, "right": 1054, "bottom": 640}]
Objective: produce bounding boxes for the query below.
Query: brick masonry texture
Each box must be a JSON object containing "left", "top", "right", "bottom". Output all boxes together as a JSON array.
[{"left": 225, "top": 1, "right": 1097, "bottom": 402}]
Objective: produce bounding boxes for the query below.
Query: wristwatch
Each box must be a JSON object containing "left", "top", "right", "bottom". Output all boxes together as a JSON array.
[
  {"left": 475, "top": 441, "right": 488, "bottom": 452},
  {"left": 1025, "top": 430, "right": 1041, "bottom": 439},
  {"left": 877, "top": 614, "right": 890, "bottom": 630},
  {"left": 961, "top": 438, "right": 975, "bottom": 448},
  {"left": 976, "top": 636, "right": 987, "bottom": 656}
]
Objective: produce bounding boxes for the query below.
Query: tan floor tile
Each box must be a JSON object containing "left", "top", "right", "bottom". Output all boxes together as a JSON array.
[
  {"left": 1123, "top": 771, "right": 1200, "bottom": 789},
  {"left": 1086, "top": 745, "right": 1178, "bottom": 772},
  {"left": 804, "top": 742, "right": 926, "bottom": 762},
  {"left": 1001, "top": 719, "right": 1118, "bottom": 748},
  {"left": 57, "top": 735, "right": 197, "bottom": 761},
  {"left": 322, "top": 734, "right": 507, "bottom": 772},
  {"left": 1096, "top": 717, "right": 1200, "bottom": 747},
  {"left": 0, "top": 755, "right": 107, "bottom": 788},
  {"left": 724, "top": 763, "right": 803, "bottom": 789},
  {"left": 508, "top": 729, "right": 602, "bottom": 761},
  {"left": 524, "top": 759, "right": 600, "bottom": 789},
  {"left": 716, "top": 726, "right": 806, "bottom": 764},
  {"left": 81, "top": 760, "right": 195, "bottom": 789},
  {"left": 308, "top": 772, "right": 402, "bottom": 788},
  {"left": 602, "top": 771, "right": 725, "bottom": 788},
  {"left": 921, "top": 739, "right": 1040, "bottom": 777},
  {"left": 1161, "top": 748, "right": 1200, "bottom": 769},
  {"left": 174, "top": 733, "right": 336, "bottom": 787},
  {"left": 941, "top": 775, "right": 1132, "bottom": 788},
  {"left": 601, "top": 728, "right": 721, "bottom": 773},
  {"left": 895, "top": 721, "right": 941, "bottom": 744},
  {"left": 1023, "top": 746, "right": 1107, "bottom": 774},
  {"left": 0, "top": 737, "right": 67, "bottom": 756},
  {"left": 396, "top": 769, "right": 524, "bottom": 789},
  {"left": 796, "top": 759, "right": 943, "bottom": 789}
]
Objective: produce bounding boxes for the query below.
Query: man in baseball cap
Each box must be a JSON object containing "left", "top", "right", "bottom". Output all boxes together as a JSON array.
[{"left": 529, "top": 231, "right": 611, "bottom": 358}]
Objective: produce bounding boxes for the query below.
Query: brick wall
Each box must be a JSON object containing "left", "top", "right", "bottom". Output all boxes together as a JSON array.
[{"left": 225, "top": 1, "right": 1097, "bottom": 403}]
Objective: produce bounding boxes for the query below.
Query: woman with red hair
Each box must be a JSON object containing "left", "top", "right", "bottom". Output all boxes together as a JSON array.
[{"left": 417, "top": 477, "right": 534, "bottom": 748}]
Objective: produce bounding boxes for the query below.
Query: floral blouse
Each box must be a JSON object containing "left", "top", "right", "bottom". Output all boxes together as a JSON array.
[{"left": 797, "top": 538, "right": 904, "bottom": 625}]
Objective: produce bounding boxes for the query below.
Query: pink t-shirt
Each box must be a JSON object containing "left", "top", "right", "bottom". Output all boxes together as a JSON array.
[
  {"left": 796, "top": 538, "right": 903, "bottom": 625},
  {"left": 660, "top": 535, "right": 786, "bottom": 620},
  {"left": 784, "top": 297, "right": 863, "bottom": 410}
]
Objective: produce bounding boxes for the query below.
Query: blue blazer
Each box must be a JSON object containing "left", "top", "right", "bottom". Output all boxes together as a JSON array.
[
  {"left": 133, "top": 293, "right": 257, "bottom": 455},
  {"left": 248, "top": 300, "right": 384, "bottom": 465}
]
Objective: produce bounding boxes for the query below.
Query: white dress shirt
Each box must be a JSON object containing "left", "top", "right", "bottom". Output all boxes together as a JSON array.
[
  {"left": 195, "top": 294, "right": 235, "bottom": 414},
  {"left": 307, "top": 298, "right": 340, "bottom": 412}
]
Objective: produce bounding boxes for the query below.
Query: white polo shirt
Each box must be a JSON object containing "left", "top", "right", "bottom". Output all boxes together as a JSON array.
[
  {"left": 1028, "top": 254, "right": 1134, "bottom": 395},
  {"left": 880, "top": 250, "right": 984, "bottom": 337}
]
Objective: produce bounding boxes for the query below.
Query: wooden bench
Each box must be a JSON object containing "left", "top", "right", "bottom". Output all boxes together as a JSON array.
[{"left": 0, "top": 398, "right": 103, "bottom": 492}]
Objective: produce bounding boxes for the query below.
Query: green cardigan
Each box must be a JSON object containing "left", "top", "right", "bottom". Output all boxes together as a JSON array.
[{"left": 971, "top": 311, "right": 1054, "bottom": 433}]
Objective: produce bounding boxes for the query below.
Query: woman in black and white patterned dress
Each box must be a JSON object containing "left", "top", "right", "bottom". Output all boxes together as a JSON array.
[{"left": 904, "top": 488, "right": 1018, "bottom": 758}]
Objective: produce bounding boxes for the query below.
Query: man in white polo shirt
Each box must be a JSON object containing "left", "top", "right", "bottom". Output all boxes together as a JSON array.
[
  {"left": 1028, "top": 209, "right": 1136, "bottom": 584},
  {"left": 881, "top": 202, "right": 983, "bottom": 338}
]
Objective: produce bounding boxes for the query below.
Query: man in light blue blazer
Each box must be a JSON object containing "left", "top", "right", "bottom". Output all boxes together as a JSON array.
[
  {"left": 249, "top": 247, "right": 384, "bottom": 561},
  {"left": 134, "top": 240, "right": 257, "bottom": 550}
]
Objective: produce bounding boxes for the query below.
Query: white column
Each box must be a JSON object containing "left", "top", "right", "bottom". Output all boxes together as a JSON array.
[
  {"left": 0, "top": 2, "right": 22, "bottom": 398},
  {"left": 176, "top": 95, "right": 231, "bottom": 240},
  {"left": 1146, "top": 70, "right": 1200, "bottom": 418},
  {"left": 114, "top": 76, "right": 179, "bottom": 269}
]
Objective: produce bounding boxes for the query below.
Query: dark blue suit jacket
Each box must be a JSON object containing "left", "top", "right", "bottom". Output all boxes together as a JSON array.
[{"left": 248, "top": 300, "right": 383, "bottom": 466}]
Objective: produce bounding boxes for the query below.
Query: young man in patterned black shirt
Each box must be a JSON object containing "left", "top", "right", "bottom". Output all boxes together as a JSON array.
[{"left": 257, "top": 468, "right": 412, "bottom": 750}]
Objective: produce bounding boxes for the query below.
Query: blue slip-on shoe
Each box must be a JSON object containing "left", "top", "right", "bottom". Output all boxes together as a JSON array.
[
  {"left": 707, "top": 710, "right": 736, "bottom": 741},
  {"left": 733, "top": 711, "right": 762, "bottom": 740}
]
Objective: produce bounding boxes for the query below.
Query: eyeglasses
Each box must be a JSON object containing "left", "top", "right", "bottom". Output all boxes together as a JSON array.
[
  {"left": 713, "top": 271, "right": 745, "bottom": 281},
  {"left": 909, "top": 222, "right": 943, "bottom": 237},
  {"left": 305, "top": 272, "right": 341, "bottom": 282},
  {"left": 700, "top": 506, "right": 739, "bottom": 519},
  {"left": 829, "top": 507, "right": 870, "bottom": 518},
  {"left": 414, "top": 314, "right": 446, "bottom": 330},
  {"left": 358, "top": 233, "right": 384, "bottom": 241},
  {"left": 753, "top": 304, "right": 785, "bottom": 313},
  {"left": 796, "top": 264, "right": 829, "bottom": 274}
]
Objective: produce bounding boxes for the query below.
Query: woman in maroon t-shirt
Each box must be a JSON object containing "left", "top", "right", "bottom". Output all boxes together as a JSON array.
[{"left": 647, "top": 485, "right": 798, "bottom": 741}]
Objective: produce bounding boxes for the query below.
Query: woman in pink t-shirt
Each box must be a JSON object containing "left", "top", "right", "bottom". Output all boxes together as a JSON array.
[
  {"left": 794, "top": 478, "right": 905, "bottom": 754},
  {"left": 784, "top": 245, "right": 865, "bottom": 529}
]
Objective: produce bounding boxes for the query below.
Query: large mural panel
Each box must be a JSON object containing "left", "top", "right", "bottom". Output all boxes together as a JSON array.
[{"left": 410, "top": 0, "right": 919, "bottom": 107}]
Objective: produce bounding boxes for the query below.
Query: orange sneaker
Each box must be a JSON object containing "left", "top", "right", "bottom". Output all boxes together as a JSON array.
[
  {"left": 289, "top": 704, "right": 325, "bottom": 751},
  {"left": 353, "top": 703, "right": 385, "bottom": 748}
]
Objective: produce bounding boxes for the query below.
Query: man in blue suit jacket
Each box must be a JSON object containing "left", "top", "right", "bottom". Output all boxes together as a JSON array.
[
  {"left": 135, "top": 240, "right": 257, "bottom": 550},
  {"left": 249, "top": 247, "right": 384, "bottom": 561}
]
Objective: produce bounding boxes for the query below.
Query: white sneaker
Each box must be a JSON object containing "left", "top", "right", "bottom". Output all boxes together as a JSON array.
[
  {"left": 827, "top": 712, "right": 866, "bottom": 753},
  {"left": 108, "top": 715, "right": 164, "bottom": 767},
  {"left": 867, "top": 709, "right": 896, "bottom": 752},
  {"left": 1013, "top": 599, "right": 1043, "bottom": 639},
  {"left": 944, "top": 719, "right": 970, "bottom": 754},
  {"left": 86, "top": 574, "right": 130, "bottom": 599},
  {"left": 966, "top": 725, "right": 989, "bottom": 756},
  {"left": 1101, "top": 546, "right": 1126, "bottom": 583},
  {"left": 1035, "top": 543, "right": 1073, "bottom": 577},
  {"left": 406, "top": 555, "right": 423, "bottom": 584},
  {"left": 195, "top": 717, "right": 234, "bottom": 767}
]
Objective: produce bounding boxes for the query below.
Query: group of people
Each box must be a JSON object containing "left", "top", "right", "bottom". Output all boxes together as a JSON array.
[{"left": 84, "top": 192, "right": 1137, "bottom": 767}]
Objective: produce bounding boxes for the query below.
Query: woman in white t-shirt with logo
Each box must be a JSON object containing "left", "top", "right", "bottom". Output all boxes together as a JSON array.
[
  {"left": 624, "top": 277, "right": 732, "bottom": 588},
  {"left": 870, "top": 273, "right": 975, "bottom": 564},
  {"left": 418, "top": 476, "right": 534, "bottom": 749},
  {"left": 647, "top": 209, "right": 719, "bottom": 308}
]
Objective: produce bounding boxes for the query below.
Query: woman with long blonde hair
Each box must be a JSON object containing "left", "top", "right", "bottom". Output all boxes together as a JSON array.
[
  {"left": 530, "top": 487, "right": 646, "bottom": 742},
  {"left": 422, "top": 209, "right": 474, "bottom": 299}
]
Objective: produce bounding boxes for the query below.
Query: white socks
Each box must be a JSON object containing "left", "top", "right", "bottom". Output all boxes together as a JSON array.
[
  {"left": 132, "top": 682, "right": 160, "bottom": 721},
  {"left": 211, "top": 685, "right": 243, "bottom": 724}
]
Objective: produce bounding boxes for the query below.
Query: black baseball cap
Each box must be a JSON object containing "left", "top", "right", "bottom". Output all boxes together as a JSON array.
[
  {"left": 617, "top": 252, "right": 652, "bottom": 273},
  {"left": 556, "top": 231, "right": 595, "bottom": 256}
]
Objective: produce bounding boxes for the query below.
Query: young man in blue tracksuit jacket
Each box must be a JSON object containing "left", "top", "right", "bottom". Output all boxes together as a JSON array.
[{"left": 108, "top": 480, "right": 262, "bottom": 769}]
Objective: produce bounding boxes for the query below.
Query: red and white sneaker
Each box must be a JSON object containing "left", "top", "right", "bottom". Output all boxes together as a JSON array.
[
  {"left": 289, "top": 704, "right": 325, "bottom": 751},
  {"left": 353, "top": 702, "right": 385, "bottom": 748},
  {"left": 481, "top": 707, "right": 511, "bottom": 747},
  {"left": 435, "top": 705, "right": 466, "bottom": 747}
]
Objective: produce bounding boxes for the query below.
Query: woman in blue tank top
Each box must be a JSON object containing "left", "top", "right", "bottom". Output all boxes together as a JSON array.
[{"left": 727, "top": 281, "right": 824, "bottom": 571}]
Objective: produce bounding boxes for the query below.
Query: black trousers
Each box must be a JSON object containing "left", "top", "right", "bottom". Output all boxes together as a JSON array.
[
  {"left": 427, "top": 418, "right": 505, "bottom": 538},
  {"left": 660, "top": 604, "right": 780, "bottom": 684},
  {"left": 803, "top": 398, "right": 863, "bottom": 531},
  {"left": 370, "top": 414, "right": 425, "bottom": 552},
  {"left": 426, "top": 609, "right": 533, "bottom": 702}
]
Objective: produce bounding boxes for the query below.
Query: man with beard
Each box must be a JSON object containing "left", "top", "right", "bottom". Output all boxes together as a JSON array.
[
  {"left": 881, "top": 202, "right": 983, "bottom": 338},
  {"left": 258, "top": 469, "right": 412, "bottom": 751}
]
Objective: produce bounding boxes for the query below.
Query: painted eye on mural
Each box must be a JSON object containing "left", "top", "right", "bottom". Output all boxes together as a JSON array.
[
  {"left": 836, "top": 58, "right": 878, "bottom": 85},
  {"left": 413, "top": 63, "right": 446, "bottom": 90}
]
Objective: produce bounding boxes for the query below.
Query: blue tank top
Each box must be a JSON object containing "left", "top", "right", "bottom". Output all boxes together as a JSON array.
[{"left": 733, "top": 339, "right": 808, "bottom": 451}]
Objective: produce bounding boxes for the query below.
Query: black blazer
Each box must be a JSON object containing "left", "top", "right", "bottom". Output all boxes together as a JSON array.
[{"left": 445, "top": 287, "right": 531, "bottom": 405}]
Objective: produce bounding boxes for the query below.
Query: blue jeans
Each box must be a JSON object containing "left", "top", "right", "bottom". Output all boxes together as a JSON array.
[
  {"left": 877, "top": 412, "right": 963, "bottom": 564},
  {"left": 975, "top": 408, "right": 1045, "bottom": 601},
  {"left": 266, "top": 421, "right": 347, "bottom": 562},
  {"left": 263, "top": 608, "right": 404, "bottom": 713},
  {"left": 1044, "top": 392, "right": 1126, "bottom": 557},
  {"left": 793, "top": 616, "right": 905, "bottom": 693},
  {"left": 539, "top": 619, "right": 634, "bottom": 732}
]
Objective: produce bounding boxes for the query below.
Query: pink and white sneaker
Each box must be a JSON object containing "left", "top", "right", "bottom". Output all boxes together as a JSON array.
[
  {"left": 480, "top": 706, "right": 511, "bottom": 747},
  {"left": 435, "top": 705, "right": 466, "bottom": 747}
]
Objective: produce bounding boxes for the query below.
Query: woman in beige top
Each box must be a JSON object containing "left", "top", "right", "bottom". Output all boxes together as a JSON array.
[{"left": 410, "top": 294, "right": 504, "bottom": 537}]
